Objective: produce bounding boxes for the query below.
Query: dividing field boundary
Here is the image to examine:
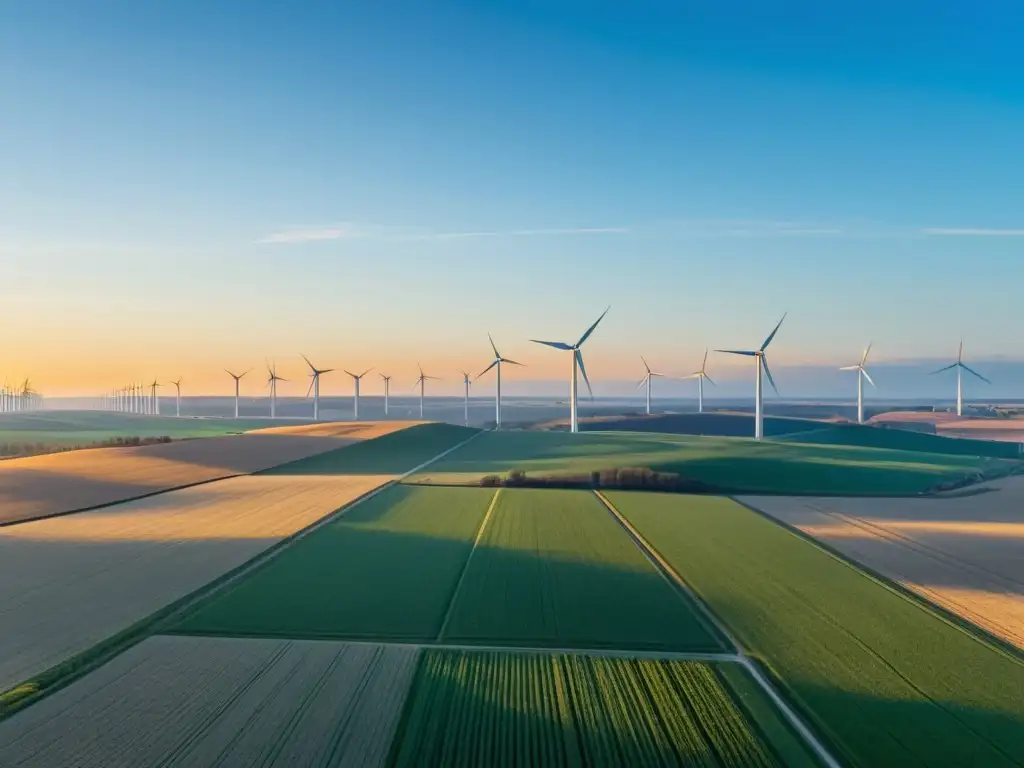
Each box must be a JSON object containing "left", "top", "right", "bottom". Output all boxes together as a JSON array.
[
  {"left": 593, "top": 490, "right": 842, "bottom": 768},
  {"left": 0, "top": 429, "right": 485, "bottom": 723},
  {"left": 436, "top": 488, "right": 501, "bottom": 641}
]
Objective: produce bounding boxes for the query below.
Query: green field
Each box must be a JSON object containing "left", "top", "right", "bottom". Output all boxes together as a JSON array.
[
  {"left": 262, "top": 422, "right": 479, "bottom": 475},
  {"left": 391, "top": 650, "right": 786, "bottom": 767},
  {"left": 778, "top": 422, "right": 1022, "bottom": 459},
  {"left": 174, "top": 485, "right": 494, "bottom": 640},
  {"left": 605, "top": 492, "right": 1024, "bottom": 767},
  {"left": 441, "top": 489, "right": 726, "bottom": 651},
  {"left": 407, "top": 429, "right": 1014, "bottom": 495}
]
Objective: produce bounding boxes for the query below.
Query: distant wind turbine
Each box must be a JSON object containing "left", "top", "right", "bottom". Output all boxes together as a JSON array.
[
  {"left": 413, "top": 363, "right": 439, "bottom": 420},
  {"left": 839, "top": 344, "right": 875, "bottom": 424},
  {"left": 302, "top": 355, "right": 335, "bottom": 421},
  {"left": 149, "top": 379, "right": 160, "bottom": 415},
  {"left": 458, "top": 370, "right": 473, "bottom": 427},
  {"left": 716, "top": 313, "right": 786, "bottom": 440},
  {"left": 931, "top": 339, "right": 990, "bottom": 417},
  {"left": 267, "top": 362, "right": 286, "bottom": 419},
  {"left": 345, "top": 367, "right": 373, "bottom": 421},
  {"left": 225, "top": 369, "right": 249, "bottom": 418},
  {"left": 685, "top": 349, "right": 715, "bottom": 414},
  {"left": 379, "top": 374, "right": 392, "bottom": 417},
  {"left": 635, "top": 356, "right": 664, "bottom": 415},
  {"left": 476, "top": 333, "right": 523, "bottom": 429},
  {"left": 530, "top": 306, "right": 610, "bottom": 434},
  {"left": 171, "top": 377, "right": 183, "bottom": 417}
]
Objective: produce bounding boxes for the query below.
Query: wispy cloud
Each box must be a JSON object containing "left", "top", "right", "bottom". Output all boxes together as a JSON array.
[
  {"left": 259, "top": 225, "right": 363, "bottom": 244},
  {"left": 258, "top": 224, "right": 628, "bottom": 244},
  {"left": 409, "top": 227, "right": 629, "bottom": 240},
  {"left": 656, "top": 219, "right": 848, "bottom": 237},
  {"left": 922, "top": 227, "right": 1024, "bottom": 237}
]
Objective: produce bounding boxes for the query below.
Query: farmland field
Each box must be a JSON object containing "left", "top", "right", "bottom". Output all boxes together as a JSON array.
[
  {"left": 743, "top": 480, "right": 1024, "bottom": 651},
  {"left": 0, "top": 635, "right": 417, "bottom": 768},
  {"left": 441, "top": 488, "right": 725, "bottom": 651},
  {"left": 391, "top": 649, "right": 784, "bottom": 767},
  {"left": 407, "top": 429, "right": 1013, "bottom": 495},
  {"left": 606, "top": 491, "right": 1024, "bottom": 767},
  {"left": 0, "top": 473, "right": 392, "bottom": 693},
  {"left": 175, "top": 485, "right": 495, "bottom": 641},
  {"left": 777, "top": 422, "right": 1022, "bottom": 459}
]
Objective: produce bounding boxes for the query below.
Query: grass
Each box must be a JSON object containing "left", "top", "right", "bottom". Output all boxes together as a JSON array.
[
  {"left": 778, "top": 421, "right": 1022, "bottom": 459},
  {"left": 173, "top": 485, "right": 495, "bottom": 641},
  {"left": 606, "top": 492, "right": 1024, "bottom": 767},
  {"left": 262, "top": 422, "right": 479, "bottom": 475},
  {"left": 390, "top": 650, "right": 780, "bottom": 767},
  {"left": 407, "top": 429, "right": 1015, "bottom": 496},
  {"left": 441, "top": 488, "right": 726, "bottom": 651}
]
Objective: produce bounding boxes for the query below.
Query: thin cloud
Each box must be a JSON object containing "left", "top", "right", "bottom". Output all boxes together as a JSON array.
[
  {"left": 258, "top": 224, "right": 629, "bottom": 244},
  {"left": 411, "top": 227, "right": 629, "bottom": 240},
  {"left": 922, "top": 227, "right": 1024, "bottom": 237},
  {"left": 259, "top": 225, "right": 362, "bottom": 244}
]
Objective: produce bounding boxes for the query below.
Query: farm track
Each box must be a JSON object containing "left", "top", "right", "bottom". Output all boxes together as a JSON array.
[{"left": 593, "top": 491, "right": 842, "bottom": 768}]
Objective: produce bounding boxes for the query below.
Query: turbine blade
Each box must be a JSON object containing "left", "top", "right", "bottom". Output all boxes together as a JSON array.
[
  {"left": 650, "top": 372, "right": 665, "bottom": 377},
  {"left": 500, "top": 357, "right": 525, "bottom": 366},
  {"left": 961, "top": 363, "right": 991, "bottom": 384},
  {"left": 305, "top": 378, "right": 314, "bottom": 398},
  {"left": 360, "top": 368, "right": 373, "bottom": 377},
  {"left": 635, "top": 378, "right": 647, "bottom": 393},
  {"left": 760, "top": 312, "right": 787, "bottom": 352},
  {"left": 704, "top": 374, "right": 716, "bottom": 386},
  {"left": 762, "top": 356, "right": 780, "bottom": 395},
  {"left": 702, "top": 347, "right": 708, "bottom": 371},
  {"left": 344, "top": 370, "right": 357, "bottom": 378},
  {"left": 476, "top": 359, "right": 499, "bottom": 379},
  {"left": 715, "top": 349, "right": 757, "bottom": 357},
  {"left": 488, "top": 332, "right": 500, "bottom": 358},
  {"left": 930, "top": 363, "right": 957, "bottom": 374},
  {"left": 301, "top": 354, "right": 316, "bottom": 372},
  {"left": 861, "top": 368, "right": 876, "bottom": 387},
  {"left": 838, "top": 365, "right": 859, "bottom": 371},
  {"left": 530, "top": 339, "right": 573, "bottom": 351},
  {"left": 641, "top": 355, "right": 650, "bottom": 373},
  {"left": 861, "top": 342, "right": 872, "bottom": 366},
  {"left": 576, "top": 305, "right": 610, "bottom": 347},
  {"left": 576, "top": 349, "right": 594, "bottom": 398},
  {"left": 958, "top": 338, "right": 963, "bottom": 363}
]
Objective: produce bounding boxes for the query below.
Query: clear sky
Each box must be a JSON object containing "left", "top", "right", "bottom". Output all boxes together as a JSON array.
[{"left": 3, "top": 2, "right": 1023, "bottom": 396}]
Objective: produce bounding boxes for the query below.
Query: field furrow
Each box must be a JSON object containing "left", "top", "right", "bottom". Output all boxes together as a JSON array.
[
  {"left": 441, "top": 488, "right": 725, "bottom": 651},
  {"left": 0, "top": 635, "right": 418, "bottom": 767},
  {"left": 607, "top": 491, "right": 1024, "bottom": 767},
  {"left": 391, "top": 650, "right": 777, "bottom": 767}
]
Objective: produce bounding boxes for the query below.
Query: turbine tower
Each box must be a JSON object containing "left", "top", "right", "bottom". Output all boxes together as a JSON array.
[
  {"left": 635, "top": 357, "right": 664, "bottom": 415},
  {"left": 302, "top": 355, "right": 335, "bottom": 421},
  {"left": 931, "top": 339, "right": 990, "bottom": 417},
  {"left": 458, "top": 370, "right": 472, "bottom": 427},
  {"left": 149, "top": 379, "right": 160, "bottom": 415},
  {"left": 225, "top": 369, "right": 249, "bottom": 418},
  {"left": 267, "top": 362, "right": 286, "bottom": 419},
  {"left": 379, "top": 374, "right": 392, "bottom": 417},
  {"left": 345, "top": 367, "right": 373, "bottom": 421},
  {"left": 685, "top": 349, "right": 716, "bottom": 414},
  {"left": 530, "top": 307, "right": 610, "bottom": 434},
  {"left": 716, "top": 313, "right": 786, "bottom": 441},
  {"left": 477, "top": 333, "right": 523, "bottom": 430},
  {"left": 171, "top": 377, "right": 183, "bottom": 418},
  {"left": 413, "top": 363, "right": 439, "bottom": 420},
  {"left": 839, "top": 344, "right": 875, "bottom": 424}
]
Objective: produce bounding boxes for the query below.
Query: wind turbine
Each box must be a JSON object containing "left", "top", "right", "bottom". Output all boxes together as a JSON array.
[
  {"left": 149, "top": 379, "right": 160, "bottom": 415},
  {"left": 345, "top": 367, "right": 373, "bottom": 421},
  {"left": 931, "top": 339, "right": 990, "bottom": 417},
  {"left": 458, "top": 370, "right": 473, "bottom": 427},
  {"left": 477, "top": 333, "right": 523, "bottom": 430},
  {"left": 413, "top": 363, "right": 439, "bottom": 420},
  {"left": 379, "top": 374, "right": 392, "bottom": 417},
  {"left": 839, "top": 344, "right": 875, "bottom": 424},
  {"left": 635, "top": 357, "right": 664, "bottom": 415},
  {"left": 225, "top": 369, "right": 249, "bottom": 418},
  {"left": 716, "top": 313, "right": 786, "bottom": 440},
  {"left": 171, "top": 377, "right": 183, "bottom": 417},
  {"left": 267, "top": 362, "right": 287, "bottom": 419},
  {"left": 685, "top": 349, "right": 716, "bottom": 414},
  {"left": 301, "top": 355, "right": 335, "bottom": 421},
  {"left": 530, "top": 307, "right": 610, "bottom": 433}
]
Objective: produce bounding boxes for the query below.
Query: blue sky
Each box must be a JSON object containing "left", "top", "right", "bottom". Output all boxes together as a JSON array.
[{"left": 3, "top": 2, "right": 1023, "bottom": 395}]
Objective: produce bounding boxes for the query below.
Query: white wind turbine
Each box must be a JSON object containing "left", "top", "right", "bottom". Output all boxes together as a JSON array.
[
  {"left": 413, "top": 363, "right": 439, "bottom": 420},
  {"left": 458, "top": 370, "right": 473, "bottom": 427},
  {"left": 171, "top": 377, "right": 183, "bottom": 417},
  {"left": 716, "top": 313, "right": 786, "bottom": 441},
  {"left": 839, "top": 344, "right": 875, "bottom": 424},
  {"left": 931, "top": 339, "right": 990, "bottom": 417},
  {"left": 345, "top": 367, "right": 373, "bottom": 421},
  {"left": 476, "top": 333, "right": 523, "bottom": 430},
  {"left": 685, "top": 349, "right": 715, "bottom": 414},
  {"left": 379, "top": 374, "right": 392, "bottom": 417},
  {"left": 635, "top": 356, "right": 664, "bottom": 415},
  {"left": 530, "top": 307, "right": 610, "bottom": 434},
  {"left": 148, "top": 379, "right": 160, "bottom": 415},
  {"left": 302, "top": 355, "right": 335, "bottom": 421},
  {"left": 225, "top": 369, "right": 249, "bottom": 418},
  {"left": 267, "top": 362, "right": 287, "bottom": 419}
]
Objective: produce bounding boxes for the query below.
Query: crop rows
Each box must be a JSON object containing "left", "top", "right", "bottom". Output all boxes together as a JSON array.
[
  {"left": 175, "top": 485, "right": 495, "bottom": 641},
  {"left": 391, "top": 650, "right": 777, "bottom": 767},
  {"left": 607, "top": 491, "right": 1024, "bottom": 767},
  {"left": 441, "top": 489, "right": 725, "bottom": 651},
  {"left": 0, "top": 635, "right": 418, "bottom": 767}
]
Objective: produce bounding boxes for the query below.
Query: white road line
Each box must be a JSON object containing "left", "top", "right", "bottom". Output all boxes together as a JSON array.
[
  {"left": 436, "top": 487, "right": 501, "bottom": 641},
  {"left": 594, "top": 490, "right": 843, "bottom": 768}
]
